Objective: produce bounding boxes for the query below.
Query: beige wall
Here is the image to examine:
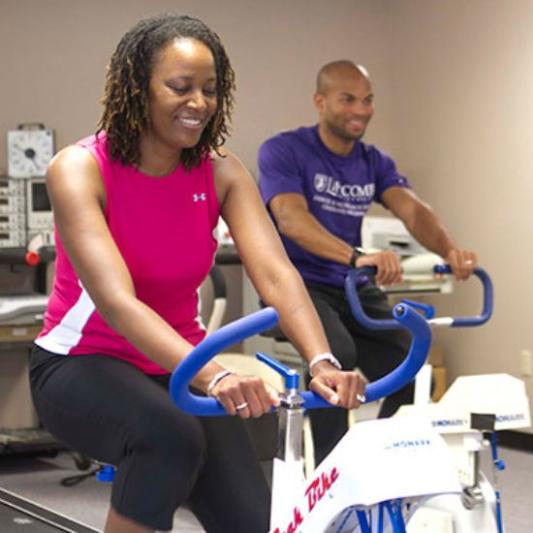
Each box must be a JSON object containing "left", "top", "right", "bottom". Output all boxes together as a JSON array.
[
  {"left": 0, "top": 0, "right": 393, "bottom": 172},
  {"left": 384, "top": 0, "right": 533, "bottom": 432},
  {"left": 2, "top": 1, "right": 533, "bottom": 428}
]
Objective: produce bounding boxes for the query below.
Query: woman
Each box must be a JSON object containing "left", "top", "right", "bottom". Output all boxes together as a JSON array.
[{"left": 30, "top": 14, "right": 366, "bottom": 533}]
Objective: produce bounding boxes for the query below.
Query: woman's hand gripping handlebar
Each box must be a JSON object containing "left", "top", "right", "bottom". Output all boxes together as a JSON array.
[
  {"left": 345, "top": 264, "right": 494, "bottom": 331},
  {"left": 170, "top": 303, "right": 432, "bottom": 416}
]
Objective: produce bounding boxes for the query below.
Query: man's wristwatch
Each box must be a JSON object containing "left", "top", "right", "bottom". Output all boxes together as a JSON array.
[{"left": 349, "top": 246, "right": 366, "bottom": 268}]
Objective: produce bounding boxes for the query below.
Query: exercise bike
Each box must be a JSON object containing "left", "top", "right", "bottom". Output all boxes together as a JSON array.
[
  {"left": 170, "top": 264, "right": 529, "bottom": 532},
  {"left": 347, "top": 263, "right": 530, "bottom": 533}
]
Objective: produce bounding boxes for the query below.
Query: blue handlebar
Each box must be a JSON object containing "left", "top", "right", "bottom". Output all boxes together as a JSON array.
[
  {"left": 170, "top": 303, "right": 431, "bottom": 416},
  {"left": 299, "top": 303, "right": 431, "bottom": 408},
  {"left": 169, "top": 307, "right": 279, "bottom": 416},
  {"left": 346, "top": 265, "right": 493, "bottom": 330}
]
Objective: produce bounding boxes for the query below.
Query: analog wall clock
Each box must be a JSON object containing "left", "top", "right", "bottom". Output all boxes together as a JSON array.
[{"left": 7, "top": 123, "right": 55, "bottom": 178}]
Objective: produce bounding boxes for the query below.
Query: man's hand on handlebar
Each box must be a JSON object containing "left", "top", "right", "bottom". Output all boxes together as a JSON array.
[
  {"left": 309, "top": 364, "right": 367, "bottom": 409},
  {"left": 444, "top": 248, "right": 477, "bottom": 281},
  {"left": 355, "top": 250, "right": 403, "bottom": 286},
  {"left": 209, "top": 374, "right": 280, "bottom": 419},
  {"left": 353, "top": 248, "right": 478, "bottom": 285}
]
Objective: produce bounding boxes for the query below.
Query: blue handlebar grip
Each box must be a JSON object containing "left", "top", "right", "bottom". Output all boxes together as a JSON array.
[
  {"left": 345, "top": 267, "right": 398, "bottom": 329},
  {"left": 301, "top": 303, "right": 432, "bottom": 408},
  {"left": 433, "top": 265, "right": 493, "bottom": 326},
  {"left": 346, "top": 265, "right": 493, "bottom": 329},
  {"left": 169, "top": 307, "right": 279, "bottom": 416}
]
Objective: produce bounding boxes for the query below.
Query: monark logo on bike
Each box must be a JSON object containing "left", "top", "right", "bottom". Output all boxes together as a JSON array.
[
  {"left": 271, "top": 465, "right": 339, "bottom": 533},
  {"left": 314, "top": 173, "right": 375, "bottom": 201},
  {"left": 384, "top": 438, "right": 432, "bottom": 450},
  {"left": 497, "top": 413, "right": 526, "bottom": 423},
  {"left": 432, "top": 418, "right": 468, "bottom": 428}
]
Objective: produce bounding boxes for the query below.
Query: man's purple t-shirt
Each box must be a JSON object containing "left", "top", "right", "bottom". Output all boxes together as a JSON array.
[{"left": 258, "top": 125, "right": 411, "bottom": 288}]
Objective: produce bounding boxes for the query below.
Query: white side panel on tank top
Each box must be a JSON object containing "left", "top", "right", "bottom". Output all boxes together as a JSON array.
[
  {"left": 35, "top": 283, "right": 96, "bottom": 354},
  {"left": 195, "top": 286, "right": 207, "bottom": 331}
]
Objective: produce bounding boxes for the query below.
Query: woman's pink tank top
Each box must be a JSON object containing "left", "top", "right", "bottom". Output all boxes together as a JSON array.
[{"left": 35, "top": 133, "right": 220, "bottom": 374}]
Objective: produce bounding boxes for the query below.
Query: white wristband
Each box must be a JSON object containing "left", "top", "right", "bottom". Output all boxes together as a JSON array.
[
  {"left": 309, "top": 352, "right": 342, "bottom": 377},
  {"left": 206, "top": 370, "right": 234, "bottom": 397}
]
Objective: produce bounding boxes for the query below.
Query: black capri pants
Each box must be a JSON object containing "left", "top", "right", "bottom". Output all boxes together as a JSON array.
[
  {"left": 304, "top": 282, "right": 414, "bottom": 466},
  {"left": 29, "top": 345, "right": 270, "bottom": 532}
]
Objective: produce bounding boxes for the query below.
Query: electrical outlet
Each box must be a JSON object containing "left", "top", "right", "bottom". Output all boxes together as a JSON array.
[{"left": 520, "top": 349, "right": 532, "bottom": 377}]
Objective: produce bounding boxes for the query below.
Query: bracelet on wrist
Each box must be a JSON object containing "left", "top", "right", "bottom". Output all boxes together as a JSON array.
[
  {"left": 206, "top": 369, "right": 234, "bottom": 397},
  {"left": 309, "top": 352, "right": 342, "bottom": 377}
]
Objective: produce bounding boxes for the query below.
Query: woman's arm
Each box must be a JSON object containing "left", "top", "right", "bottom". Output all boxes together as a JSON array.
[
  {"left": 214, "top": 151, "right": 365, "bottom": 408},
  {"left": 46, "top": 146, "right": 226, "bottom": 391}
]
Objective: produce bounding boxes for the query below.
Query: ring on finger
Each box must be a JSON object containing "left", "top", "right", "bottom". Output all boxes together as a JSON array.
[
  {"left": 465, "top": 259, "right": 474, "bottom": 265},
  {"left": 356, "top": 393, "right": 366, "bottom": 403},
  {"left": 235, "top": 402, "right": 249, "bottom": 411}
]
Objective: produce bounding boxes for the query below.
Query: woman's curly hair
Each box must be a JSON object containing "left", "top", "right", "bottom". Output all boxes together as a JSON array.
[{"left": 97, "top": 14, "right": 235, "bottom": 170}]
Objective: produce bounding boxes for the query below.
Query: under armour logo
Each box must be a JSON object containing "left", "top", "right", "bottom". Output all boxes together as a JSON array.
[{"left": 193, "top": 193, "right": 207, "bottom": 202}]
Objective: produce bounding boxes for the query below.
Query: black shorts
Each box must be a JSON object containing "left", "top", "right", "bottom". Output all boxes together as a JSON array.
[{"left": 29, "top": 345, "right": 270, "bottom": 532}]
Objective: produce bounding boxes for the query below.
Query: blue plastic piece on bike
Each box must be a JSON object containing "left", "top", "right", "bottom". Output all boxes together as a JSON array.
[
  {"left": 378, "top": 503, "right": 384, "bottom": 532},
  {"left": 256, "top": 351, "right": 299, "bottom": 389},
  {"left": 356, "top": 509, "right": 371, "bottom": 533},
  {"left": 169, "top": 307, "right": 279, "bottom": 416},
  {"left": 300, "top": 302, "right": 432, "bottom": 408},
  {"left": 96, "top": 464, "right": 115, "bottom": 483},
  {"left": 346, "top": 265, "right": 493, "bottom": 330},
  {"left": 345, "top": 267, "right": 398, "bottom": 330},
  {"left": 495, "top": 489, "right": 504, "bottom": 533},
  {"left": 384, "top": 499, "right": 407, "bottom": 533},
  {"left": 400, "top": 299, "right": 435, "bottom": 319},
  {"left": 489, "top": 434, "right": 505, "bottom": 533},
  {"left": 494, "top": 460, "right": 505, "bottom": 471},
  {"left": 490, "top": 432, "right": 506, "bottom": 471},
  {"left": 170, "top": 302, "right": 431, "bottom": 414},
  {"left": 433, "top": 264, "right": 493, "bottom": 326}
]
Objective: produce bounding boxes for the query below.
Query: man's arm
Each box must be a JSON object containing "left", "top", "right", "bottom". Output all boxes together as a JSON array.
[
  {"left": 270, "top": 193, "right": 353, "bottom": 264},
  {"left": 382, "top": 186, "right": 477, "bottom": 280},
  {"left": 269, "top": 192, "right": 402, "bottom": 286}
]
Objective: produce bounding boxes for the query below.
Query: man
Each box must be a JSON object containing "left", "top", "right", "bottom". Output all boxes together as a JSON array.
[{"left": 258, "top": 60, "right": 476, "bottom": 466}]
